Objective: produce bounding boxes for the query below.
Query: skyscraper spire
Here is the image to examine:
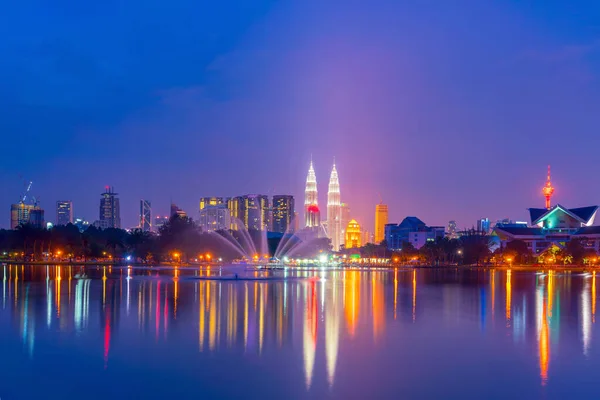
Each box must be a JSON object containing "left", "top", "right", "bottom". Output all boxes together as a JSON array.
[
  {"left": 327, "top": 160, "right": 342, "bottom": 251},
  {"left": 305, "top": 159, "right": 320, "bottom": 228}
]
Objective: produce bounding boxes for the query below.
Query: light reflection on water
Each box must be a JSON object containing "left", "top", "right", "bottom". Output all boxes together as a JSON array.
[{"left": 1, "top": 265, "right": 599, "bottom": 399}]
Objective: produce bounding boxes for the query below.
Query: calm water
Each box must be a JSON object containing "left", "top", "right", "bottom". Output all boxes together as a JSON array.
[{"left": 0, "top": 265, "right": 598, "bottom": 399}]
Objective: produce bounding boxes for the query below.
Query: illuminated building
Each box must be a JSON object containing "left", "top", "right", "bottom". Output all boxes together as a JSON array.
[
  {"left": 227, "top": 197, "right": 243, "bottom": 229},
  {"left": 170, "top": 203, "right": 187, "bottom": 218},
  {"left": 345, "top": 219, "right": 362, "bottom": 249},
  {"left": 363, "top": 230, "right": 373, "bottom": 245},
  {"left": 241, "top": 194, "right": 269, "bottom": 231},
  {"left": 447, "top": 220, "right": 458, "bottom": 239},
  {"left": 139, "top": 200, "right": 152, "bottom": 232},
  {"left": 304, "top": 160, "right": 320, "bottom": 228},
  {"left": 477, "top": 218, "right": 491, "bottom": 234},
  {"left": 272, "top": 195, "right": 295, "bottom": 233},
  {"left": 99, "top": 187, "right": 121, "bottom": 229},
  {"left": 199, "top": 197, "right": 227, "bottom": 211},
  {"left": 385, "top": 217, "right": 444, "bottom": 250},
  {"left": 493, "top": 170, "right": 600, "bottom": 254},
  {"left": 10, "top": 203, "right": 35, "bottom": 229},
  {"left": 341, "top": 203, "right": 351, "bottom": 234},
  {"left": 542, "top": 165, "right": 555, "bottom": 210},
  {"left": 199, "top": 204, "right": 230, "bottom": 232},
  {"left": 327, "top": 162, "right": 342, "bottom": 251},
  {"left": 374, "top": 203, "right": 388, "bottom": 244},
  {"left": 56, "top": 201, "right": 73, "bottom": 225}
]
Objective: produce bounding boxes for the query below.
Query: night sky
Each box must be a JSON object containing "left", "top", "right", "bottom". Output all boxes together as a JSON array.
[{"left": 2, "top": 1, "right": 600, "bottom": 231}]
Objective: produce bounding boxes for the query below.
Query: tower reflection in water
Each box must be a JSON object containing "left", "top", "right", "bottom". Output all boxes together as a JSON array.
[{"left": 0, "top": 265, "right": 598, "bottom": 390}]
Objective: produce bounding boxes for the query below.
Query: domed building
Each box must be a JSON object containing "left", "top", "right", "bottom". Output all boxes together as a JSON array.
[{"left": 345, "top": 219, "right": 362, "bottom": 249}]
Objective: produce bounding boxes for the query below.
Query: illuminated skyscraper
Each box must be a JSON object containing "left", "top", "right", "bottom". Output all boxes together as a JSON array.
[
  {"left": 272, "top": 195, "right": 295, "bottom": 233},
  {"left": 374, "top": 203, "right": 388, "bottom": 244},
  {"left": 199, "top": 197, "right": 226, "bottom": 211},
  {"left": 199, "top": 205, "right": 230, "bottom": 232},
  {"left": 241, "top": 194, "right": 270, "bottom": 231},
  {"left": 140, "top": 200, "right": 152, "bottom": 232},
  {"left": 170, "top": 203, "right": 187, "bottom": 218},
  {"left": 56, "top": 201, "right": 73, "bottom": 225},
  {"left": 327, "top": 162, "right": 342, "bottom": 251},
  {"left": 227, "top": 196, "right": 243, "bottom": 229},
  {"left": 99, "top": 187, "right": 120, "bottom": 229},
  {"left": 345, "top": 219, "right": 362, "bottom": 249},
  {"left": 304, "top": 160, "right": 320, "bottom": 228}
]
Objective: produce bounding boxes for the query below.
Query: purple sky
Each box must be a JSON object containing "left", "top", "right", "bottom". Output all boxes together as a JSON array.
[{"left": 2, "top": 1, "right": 600, "bottom": 231}]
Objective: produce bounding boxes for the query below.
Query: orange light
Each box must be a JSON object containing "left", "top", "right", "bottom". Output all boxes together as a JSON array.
[{"left": 206, "top": 254, "right": 211, "bottom": 260}]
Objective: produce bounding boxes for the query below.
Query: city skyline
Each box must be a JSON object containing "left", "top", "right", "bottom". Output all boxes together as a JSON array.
[{"left": 2, "top": 2, "right": 600, "bottom": 231}]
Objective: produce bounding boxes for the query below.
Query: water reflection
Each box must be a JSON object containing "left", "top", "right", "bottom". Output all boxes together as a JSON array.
[{"left": 1, "top": 265, "right": 600, "bottom": 399}]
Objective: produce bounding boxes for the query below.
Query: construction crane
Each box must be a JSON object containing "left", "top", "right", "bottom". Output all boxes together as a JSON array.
[{"left": 20, "top": 181, "right": 33, "bottom": 204}]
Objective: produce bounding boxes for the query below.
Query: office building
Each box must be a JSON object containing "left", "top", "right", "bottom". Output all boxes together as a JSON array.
[
  {"left": 140, "top": 200, "right": 152, "bottom": 232},
  {"left": 345, "top": 219, "right": 362, "bottom": 249},
  {"left": 241, "top": 194, "right": 270, "bottom": 231},
  {"left": 74, "top": 218, "right": 90, "bottom": 232},
  {"left": 374, "top": 203, "right": 388, "bottom": 244},
  {"left": 272, "top": 195, "right": 295, "bottom": 233},
  {"left": 199, "top": 205, "right": 231, "bottom": 232},
  {"left": 56, "top": 201, "right": 73, "bottom": 225},
  {"left": 99, "top": 187, "right": 121, "bottom": 229},
  {"left": 476, "top": 218, "right": 491, "bottom": 234},
  {"left": 447, "top": 220, "right": 458, "bottom": 239},
  {"left": 199, "top": 197, "right": 227, "bottom": 211},
  {"left": 327, "top": 162, "right": 342, "bottom": 251},
  {"left": 29, "top": 208, "right": 45, "bottom": 229}
]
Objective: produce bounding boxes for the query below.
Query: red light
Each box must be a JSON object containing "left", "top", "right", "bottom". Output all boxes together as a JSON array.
[{"left": 307, "top": 204, "right": 319, "bottom": 213}]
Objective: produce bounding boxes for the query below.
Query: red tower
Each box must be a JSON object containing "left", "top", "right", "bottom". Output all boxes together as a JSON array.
[{"left": 542, "top": 165, "right": 555, "bottom": 210}]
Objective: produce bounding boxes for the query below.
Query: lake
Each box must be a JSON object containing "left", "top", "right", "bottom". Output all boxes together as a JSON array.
[{"left": 0, "top": 265, "right": 597, "bottom": 399}]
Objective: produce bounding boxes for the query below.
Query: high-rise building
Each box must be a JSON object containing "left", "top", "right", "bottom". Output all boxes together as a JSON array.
[
  {"left": 447, "top": 220, "right": 458, "bottom": 239},
  {"left": 170, "top": 203, "right": 187, "bottom": 218},
  {"left": 272, "top": 195, "right": 295, "bottom": 233},
  {"left": 199, "top": 205, "right": 231, "bottom": 232},
  {"left": 227, "top": 196, "right": 243, "bottom": 229},
  {"left": 29, "top": 208, "right": 45, "bottom": 229},
  {"left": 241, "top": 195, "right": 270, "bottom": 231},
  {"left": 345, "top": 219, "right": 362, "bottom": 249},
  {"left": 304, "top": 160, "right": 321, "bottom": 228},
  {"left": 56, "top": 201, "right": 73, "bottom": 225},
  {"left": 363, "top": 230, "right": 373, "bottom": 245},
  {"left": 327, "top": 162, "right": 342, "bottom": 251},
  {"left": 477, "top": 218, "right": 491, "bottom": 234},
  {"left": 99, "top": 187, "right": 121, "bottom": 229},
  {"left": 374, "top": 203, "right": 388, "bottom": 244},
  {"left": 140, "top": 200, "right": 152, "bottom": 232},
  {"left": 199, "top": 197, "right": 227, "bottom": 211},
  {"left": 154, "top": 216, "right": 169, "bottom": 232},
  {"left": 10, "top": 203, "right": 35, "bottom": 229}
]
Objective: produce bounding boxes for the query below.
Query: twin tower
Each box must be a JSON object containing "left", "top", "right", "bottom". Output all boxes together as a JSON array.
[{"left": 304, "top": 159, "right": 342, "bottom": 251}]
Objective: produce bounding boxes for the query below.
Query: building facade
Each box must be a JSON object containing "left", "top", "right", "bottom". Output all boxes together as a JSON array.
[
  {"left": 494, "top": 204, "right": 599, "bottom": 255},
  {"left": 374, "top": 203, "right": 388, "bottom": 244},
  {"left": 327, "top": 163, "right": 342, "bottom": 251},
  {"left": 345, "top": 219, "right": 362, "bottom": 249},
  {"left": 99, "top": 187, "right": 121, "bottom": 229},
  {"left": 477, "top": 218, "right": 491, "bottom": 234},
  {"left": 198, "top": 204, "right": 231, "bottom": 232},
  {"left": 199, "top": 197, "right": 227, "bottom": 211},
  {"left": 241, "top": 194, "right": 270, "bottom": 231},
  {"left": 29, "top": 208, "right": 45, "bottom": 229},
  {"left": 385, "top": 217, "right": 445, "bottom": 250},
  {"left": 140, "top": 200, "right": 152, "bottom": 232},
  {"left": 56, "top": 201, "right": 73, "bottom": 225},
  {"left": 154, "top": 216, "right": 169, "bottom": 232},
  {"left": 10, "top": 203, "right": 35, "bottom": 229},
  {"left": 272, "top": 195, "right": 295, "bottom": 233}
]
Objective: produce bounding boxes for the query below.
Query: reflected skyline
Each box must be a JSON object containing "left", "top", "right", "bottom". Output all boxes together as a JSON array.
[{"left": 1, "top": 265, "right": 600, "bottom": 398}]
